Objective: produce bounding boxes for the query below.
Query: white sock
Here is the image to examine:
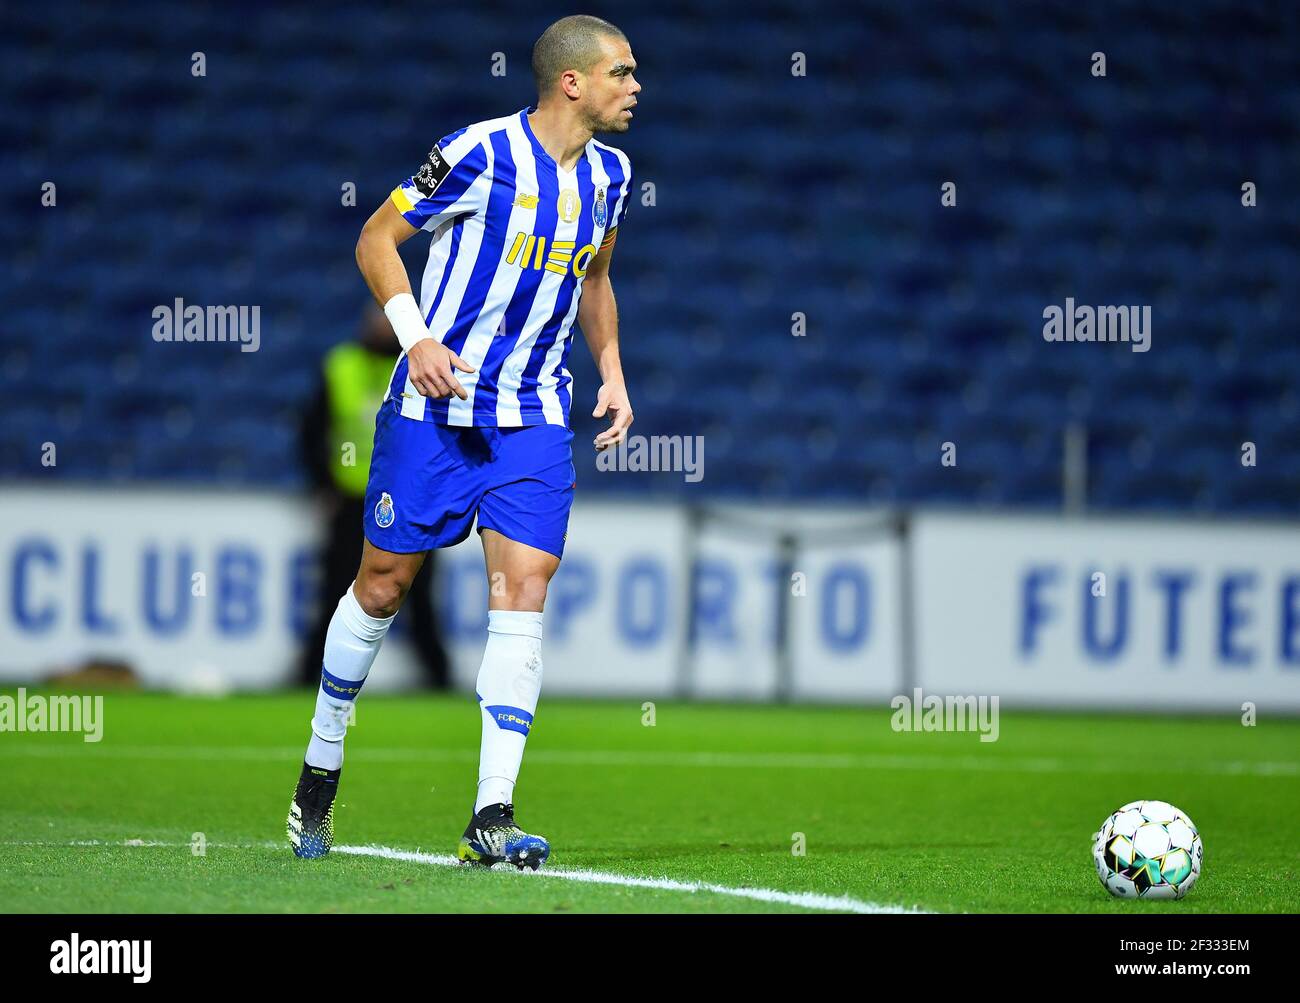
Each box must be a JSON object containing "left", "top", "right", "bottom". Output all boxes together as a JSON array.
[
  {"left": 474, "top": 610, "right": 544, "bottom": 812},
  {"left": 305, "top": 584, "right": 395, "bottom": 771}
]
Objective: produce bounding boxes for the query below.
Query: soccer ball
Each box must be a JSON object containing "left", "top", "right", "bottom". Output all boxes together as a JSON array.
[{"left": 1092, "top": 800, "right": 1202, "bottom": 900}]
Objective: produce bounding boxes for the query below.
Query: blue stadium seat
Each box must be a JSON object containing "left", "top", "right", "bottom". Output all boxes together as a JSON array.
[{"left": 2, "top": 1, "right": 1296, "bottom": 512}]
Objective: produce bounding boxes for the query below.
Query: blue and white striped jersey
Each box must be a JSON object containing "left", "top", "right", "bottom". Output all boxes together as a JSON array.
[{"left": 384, "top": 106, "right": 633, "bottom": 428}]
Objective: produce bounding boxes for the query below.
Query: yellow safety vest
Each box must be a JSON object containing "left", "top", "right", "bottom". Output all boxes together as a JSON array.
[{"left": 323, "top": 343, "right": 394, "bottom": 497}]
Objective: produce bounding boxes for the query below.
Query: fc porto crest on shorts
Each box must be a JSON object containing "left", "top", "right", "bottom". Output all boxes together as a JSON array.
[
  {"left": 374, "top": 492, "right": 395, "bottom": 529},
  {"left": 593, "top": 186, "right": 608, "bottom": 228}
]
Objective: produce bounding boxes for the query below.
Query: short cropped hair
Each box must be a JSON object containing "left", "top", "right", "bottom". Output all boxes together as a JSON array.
[{"left": 531, "top": 15, "right": 627, "bottom": 96}]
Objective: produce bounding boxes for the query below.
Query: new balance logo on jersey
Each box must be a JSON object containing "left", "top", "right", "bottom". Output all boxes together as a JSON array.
[{"left": 504, "top": 232, "right": 597, "bottom": 277}]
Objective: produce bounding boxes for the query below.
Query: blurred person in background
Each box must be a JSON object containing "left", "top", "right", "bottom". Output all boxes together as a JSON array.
[{"left": 297, "top": 304, "right": 450, "bottom": 689}]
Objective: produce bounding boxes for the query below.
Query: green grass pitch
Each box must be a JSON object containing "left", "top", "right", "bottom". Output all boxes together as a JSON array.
[{"left": 1, "top": 689, "right": 1297, "bottom": 913}]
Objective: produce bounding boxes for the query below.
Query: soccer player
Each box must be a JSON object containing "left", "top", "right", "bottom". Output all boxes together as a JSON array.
[{"left": 286, "top": 15, "right": 639, "bottom": 870}]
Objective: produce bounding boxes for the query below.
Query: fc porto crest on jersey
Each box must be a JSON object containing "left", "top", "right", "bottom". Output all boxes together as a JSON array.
[
  {"left": 557, "top": 188, "right": 581, "bottom": 224},
  {"left": 593, "top": 186, "right": 608, "bottom": 228},
  {"left": 374, "top": 492, "right": 395, "bottom": 529}
]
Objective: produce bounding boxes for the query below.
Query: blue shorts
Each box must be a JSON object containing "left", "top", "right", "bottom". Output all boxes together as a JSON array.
[{"left": 362, "top": 401, "right": 575, "bottom": 558}]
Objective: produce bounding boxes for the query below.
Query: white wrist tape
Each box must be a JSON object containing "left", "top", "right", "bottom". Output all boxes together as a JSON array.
[{"left": 383, "top": 292, "right": 432, "bottom": 353}]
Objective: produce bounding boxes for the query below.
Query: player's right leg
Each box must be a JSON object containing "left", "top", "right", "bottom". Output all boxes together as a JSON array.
[
  {"left": 288, "top": 400, "right": 486, "bottom": 858},
  {"left": 288, "top": 541, "right": 425, "bottom": 858}
]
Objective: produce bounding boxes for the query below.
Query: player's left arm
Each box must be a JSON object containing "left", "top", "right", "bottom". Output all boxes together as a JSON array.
[{"left": 579, "top": 228, "right": 633, "bottom": 451}]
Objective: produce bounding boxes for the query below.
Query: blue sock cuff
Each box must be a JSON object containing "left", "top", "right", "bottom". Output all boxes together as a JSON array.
[{"left": 321, "top": 665, "right": 365, "bottom": 701}]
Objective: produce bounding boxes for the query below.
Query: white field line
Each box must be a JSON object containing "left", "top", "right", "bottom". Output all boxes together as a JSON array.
[
  {"left": 331, "top": 844, "right": 924, "bottom": 913},
  {"left": 0, "top": 838, "right": 924, "bottom": 914},
  {"left": 1, "top": 744, "right": 1298, "bottom": 777}
]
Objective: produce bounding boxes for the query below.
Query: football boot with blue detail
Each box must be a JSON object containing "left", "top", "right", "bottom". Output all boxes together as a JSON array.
[
  {"left": 457, "top": 802, "right": 550, "bottom": 871},
  {"left": 287, "top": 762, "right": 339, "bottom": 859}
]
